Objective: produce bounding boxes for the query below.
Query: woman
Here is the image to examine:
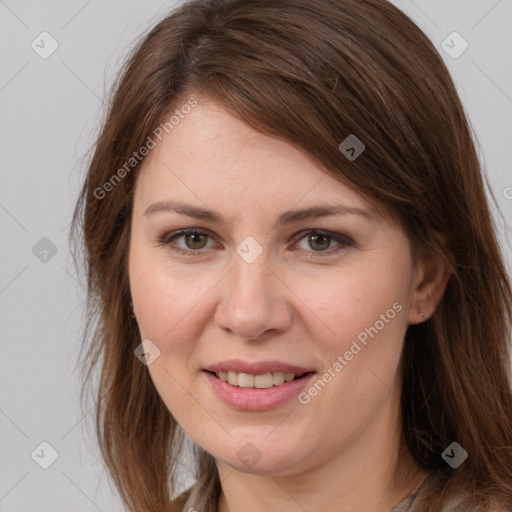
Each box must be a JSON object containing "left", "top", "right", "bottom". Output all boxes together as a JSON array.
[{"left": 71, "top": 0, "right": 512, "bottom": 511}]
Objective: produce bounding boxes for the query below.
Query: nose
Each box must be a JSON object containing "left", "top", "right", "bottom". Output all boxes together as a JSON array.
[{"left": 214, "top": 252, "right": 293, "bottom": 341}]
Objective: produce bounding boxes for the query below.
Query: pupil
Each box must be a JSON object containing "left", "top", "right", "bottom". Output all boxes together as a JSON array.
[
  {"left": 309, "top": 235, "right": 330, "bottom": 251},
  {"left": 186, "top": 233, "right": 207, "bottom": 249},
  {"left": 309, "top": 234, "right": 330, "bottom": 251}
]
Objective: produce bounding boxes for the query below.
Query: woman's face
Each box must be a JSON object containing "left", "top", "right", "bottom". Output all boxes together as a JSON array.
[{"left": 129, "top": 99, "right": 422, "bottom": 476}]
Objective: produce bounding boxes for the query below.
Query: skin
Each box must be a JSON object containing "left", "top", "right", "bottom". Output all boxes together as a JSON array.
[{"left": 128, "top": 97, "right": 452, "bottom": 512}]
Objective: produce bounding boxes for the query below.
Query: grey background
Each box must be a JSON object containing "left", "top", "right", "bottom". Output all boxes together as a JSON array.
[{"left": 1, "top": 1, "right": 511, "bottom": 510}]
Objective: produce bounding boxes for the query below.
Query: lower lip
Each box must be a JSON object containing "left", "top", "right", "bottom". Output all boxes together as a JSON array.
[{"left": 203, "top": 371, "right": 316, "bottom": 411}]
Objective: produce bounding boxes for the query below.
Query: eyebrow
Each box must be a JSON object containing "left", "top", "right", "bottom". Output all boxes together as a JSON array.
[{"left": 143, "top": 200, "right": 376, "bottom": 225}]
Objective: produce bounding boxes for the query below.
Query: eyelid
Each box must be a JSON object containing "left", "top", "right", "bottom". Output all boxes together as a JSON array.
[
  {"left": 291, "top": 229, "right": 353, "bottom": 246},
  {"left": 157, "top": 228, "right": 219, "bottom": 253},
  {"left": 157, "top": 227, "right": 353, "bottom": 257}
]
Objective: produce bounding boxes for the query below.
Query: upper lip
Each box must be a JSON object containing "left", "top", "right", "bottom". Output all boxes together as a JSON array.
[{"left": 204, "top": 359, "right": 315, "bottom": 375}]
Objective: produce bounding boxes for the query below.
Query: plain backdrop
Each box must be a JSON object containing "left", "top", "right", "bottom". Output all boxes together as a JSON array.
[{"left": 1, "top": 1, "right": 511, "bottom": 510}]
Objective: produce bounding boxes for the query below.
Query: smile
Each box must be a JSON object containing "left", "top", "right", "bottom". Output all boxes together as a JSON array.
[
  {"left": 203, "top": 368, "right": 316, "bottom": 411},
  {"left": 213, "top": 370, "right": 308, "bottom": 388}
]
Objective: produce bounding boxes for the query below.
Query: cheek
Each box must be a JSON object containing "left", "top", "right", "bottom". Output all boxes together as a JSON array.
[
  {"left": 292, "top": 269, "right": 409, "bottom": 431},
  {"left": 290, "top": 262, "right": 410, "bottom": 353},
  {"left": 130, "top": 248, "right": 411, "bottom": 359},
  {"left": 129, "top": 247, "right": 215, "bottom": 348},
  {"left": 129, "top": 250, "right": 211, "bottom": 420}
]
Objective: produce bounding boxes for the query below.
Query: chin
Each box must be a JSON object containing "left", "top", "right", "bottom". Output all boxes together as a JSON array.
[{"left": 210, "top": 433, "right": 311, "bottom": 476}]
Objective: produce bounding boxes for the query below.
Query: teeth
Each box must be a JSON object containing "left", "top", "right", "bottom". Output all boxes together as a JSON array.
[
  {"left": 227, "top": 371, "right": 238, "bottom": 386},
  {"left": 238, "top": 373, "right": 255, "bottom": 388},
  {"left": 215, "top": 371, "right": 304, "bottom": 388},
  {"left": 255, "top": 373, "right": 274, "bottom": 388},
  {"left": 273, "top": 372, "right": 285, "bottom": 386}
]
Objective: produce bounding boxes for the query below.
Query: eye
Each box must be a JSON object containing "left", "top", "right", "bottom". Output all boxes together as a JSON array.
[
  {"left": 157, "top": 228, "right": 352, "bottom": 258},
  {"left": 157, "top": 229, "right": 217, "bottom": 257},
  {"left": 292, "top": 230, "right": 352, "bottom": 256}
]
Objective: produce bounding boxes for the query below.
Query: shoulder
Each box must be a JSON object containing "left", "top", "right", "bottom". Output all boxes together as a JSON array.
[
  {"left": 404, "top": 471, "right": 510, "bottom": 512},
  {"left": 170, "top": 486, "right": 194, "bottom": 512},
  {"left": 451, "top": 502, "right": 511, "bottom": 512},
  {"left": 170, "top": 475, "right": 218, "bottom": 512},
  {"left": 439, "top": 491, "right": 511, "bottom": 512},
  {"left": 437, "top": 491, "right": 511, "bottom": 512}
]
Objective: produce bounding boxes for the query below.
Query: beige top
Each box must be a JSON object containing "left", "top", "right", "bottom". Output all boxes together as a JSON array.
[{"left": 172, "top": 470, "right": 475, "bottom": 512}]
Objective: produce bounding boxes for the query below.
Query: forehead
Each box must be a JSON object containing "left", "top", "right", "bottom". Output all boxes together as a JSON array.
[{"left": 133, "top": 100, "right": 374, "bottom": 217}]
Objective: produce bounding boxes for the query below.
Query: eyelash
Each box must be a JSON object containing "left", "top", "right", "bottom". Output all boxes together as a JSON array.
[{"left": 157, "top": 228, "right": 353, "bottom": 258}]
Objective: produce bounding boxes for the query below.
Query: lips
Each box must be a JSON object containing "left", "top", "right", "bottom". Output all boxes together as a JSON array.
[
  {"left": 203, "top": 359, "right": 316, "bottom": 410},
  {"left": 204, "top": 359, "right": 314, "bottom": 375}
]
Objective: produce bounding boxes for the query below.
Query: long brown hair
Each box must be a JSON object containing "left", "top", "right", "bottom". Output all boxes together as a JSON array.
[{"left": 71, "top": 0, "right": 512, "bottom": 510}]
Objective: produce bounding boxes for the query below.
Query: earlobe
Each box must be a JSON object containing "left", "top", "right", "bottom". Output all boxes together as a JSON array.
[{"left": 407, "top": 247, "right": 453, "bottom": 325}]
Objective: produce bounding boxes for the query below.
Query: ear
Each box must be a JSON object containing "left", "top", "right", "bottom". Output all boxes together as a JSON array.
[{"left": 407, "top": 241, "right": 453, "bottom": 325}]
